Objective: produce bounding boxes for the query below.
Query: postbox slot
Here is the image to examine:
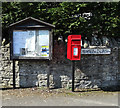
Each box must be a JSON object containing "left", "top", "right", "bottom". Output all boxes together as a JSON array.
[
  {"left": 72, "top": 40, "right": 80, "bottom": 45},
  {"left": 72, "top": 44, "right": 80, "bottom": 45},
  {"left": 71, "top": 39, "right": 80, "bottom": 40}
]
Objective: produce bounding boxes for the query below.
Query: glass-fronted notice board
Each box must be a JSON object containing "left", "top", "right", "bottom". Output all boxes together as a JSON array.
[{"left": 13, "top": 30, "right": 49, "bottom": 58}]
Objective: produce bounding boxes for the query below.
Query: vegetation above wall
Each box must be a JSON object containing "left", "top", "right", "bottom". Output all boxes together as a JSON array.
[{"left": 2, "top": 2, "right": 120, "bottom": 43}]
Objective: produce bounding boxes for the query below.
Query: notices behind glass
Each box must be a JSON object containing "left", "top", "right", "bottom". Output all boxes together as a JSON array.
[
  {"left": 13, "top": 30, "right": 50, "bottom": 58},
  {"left": 39, "top": 30, "right": 49, "bottom": 57},
  {"left": 13, "top": 30, "right": 35, "bottom": 56}
]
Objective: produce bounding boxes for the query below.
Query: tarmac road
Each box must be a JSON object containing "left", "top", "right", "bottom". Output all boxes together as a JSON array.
[{"left": 1, "top": 88, "right": 120, "bottom": 106}]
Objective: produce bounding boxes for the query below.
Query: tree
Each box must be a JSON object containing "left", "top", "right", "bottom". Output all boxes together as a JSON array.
[{"left": 2, "top": 2, "right": 120, "bottom": 43}]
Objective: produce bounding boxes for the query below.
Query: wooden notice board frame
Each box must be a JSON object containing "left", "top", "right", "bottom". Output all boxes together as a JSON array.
[{"left": 9, "top": 17, "right": 55, "bottom": 60}]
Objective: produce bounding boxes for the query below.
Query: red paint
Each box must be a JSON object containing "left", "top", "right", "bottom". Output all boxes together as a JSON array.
[{"left": 67, "top": 35, "right": 81, "bottom": 60}]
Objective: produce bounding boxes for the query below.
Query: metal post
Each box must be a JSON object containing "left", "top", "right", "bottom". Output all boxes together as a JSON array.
[
  {"left": 13, "top": 60, "right": 16, "bottom": 89},
  {"left": 72, "top": 61, "right": 75, "bottom": 92}
]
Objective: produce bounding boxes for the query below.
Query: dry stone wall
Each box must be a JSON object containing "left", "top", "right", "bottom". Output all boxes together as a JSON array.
[
  {"left": 75, "top": 48, "right": 120, "bottom": 90},
  {"left": 1, "top": 39, "right": 120, "bottom": 90},
  {"left": 18, "top": 41, "right": 120, "bottom": 90},
  {"left": 0, "top": 42, "right": 19, "bottom": 88}
]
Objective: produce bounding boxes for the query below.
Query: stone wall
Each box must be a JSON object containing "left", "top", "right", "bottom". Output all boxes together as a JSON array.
[
  {"left": 0, "top": 42, "right": 19, "bottom": 88},
  {"left": 75, "top": 48, "right": 120, "bottom": 90},
  {"left": 18, "top": 41, "right": 120, "bottom": 90},
  {"left": 1, "top": 39, "right": 120, "bottom": 90}
]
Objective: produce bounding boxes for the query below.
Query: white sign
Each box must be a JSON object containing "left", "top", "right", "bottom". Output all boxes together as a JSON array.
[
  {"left": 39, "top": 30, "right": 49, "bottom": 46},
  {"left": 81, "top": 49, "right": 111, "bottom": 54}
]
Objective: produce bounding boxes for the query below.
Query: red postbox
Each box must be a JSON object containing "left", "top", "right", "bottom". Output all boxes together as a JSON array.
[{"left": 67, "top": 35, "right": 81, "bottom": 60}]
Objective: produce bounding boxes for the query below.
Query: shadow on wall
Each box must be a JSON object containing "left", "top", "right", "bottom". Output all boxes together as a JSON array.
[
  {"left": 75, "top": 52, "right": 120, "bottom": 91},
  {"left": 18, "top": 40, "right": 70, "bottom": 89},
  {"left": 51, "top": 40, "right": 120, "bottom": 91},
  {"left": 18, "top": 40, "right": 120, "bottom": 91}
]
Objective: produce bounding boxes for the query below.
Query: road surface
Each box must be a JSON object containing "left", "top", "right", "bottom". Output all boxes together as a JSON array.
[{"left": 1, "top": 88, "right": 119, "bottom": 106}]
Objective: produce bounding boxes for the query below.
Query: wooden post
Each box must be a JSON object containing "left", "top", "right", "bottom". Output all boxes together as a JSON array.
[
  {"left": 13, "top": 60, "right": 16, "bottom": 89},
  {"left": 47, "top": 61, "right": 50, "bottom": 89}
]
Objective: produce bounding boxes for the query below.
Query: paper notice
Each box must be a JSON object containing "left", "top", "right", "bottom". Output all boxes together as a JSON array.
[
  {"left": 13, "top": 30, "right": 35, "bottom": 55},
  {"left": 39, "top": 30, "right": 49, "bottom": 46},
  {"left": 41, "top": 46, "right": 49, "bottom": 57}
]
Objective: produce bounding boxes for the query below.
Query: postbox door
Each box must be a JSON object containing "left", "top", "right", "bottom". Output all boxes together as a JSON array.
[{"left": 71, "top": 45, "right": 81, "bottom": 60}]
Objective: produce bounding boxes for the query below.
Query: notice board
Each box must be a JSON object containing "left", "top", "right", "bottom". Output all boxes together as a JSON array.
[
  {"left": 12, "top": 30, "right": 50, "bottom": 59},
  {"left": 9, "top": 17, "right": 55, "bottom": 60}
]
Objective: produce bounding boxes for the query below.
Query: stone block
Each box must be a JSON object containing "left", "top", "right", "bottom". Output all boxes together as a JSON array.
[
  {"left": 38, "top": 80, "right": 47, "bottom": 87},
  {"left": 19, "top": 75, "right": 37, "bottom": 87},
  {"left": 61, "top": 82, "right": 67, "bottom": 88},
  {"left": 37, "top": 74, "right": 47, "bottom": 80}
]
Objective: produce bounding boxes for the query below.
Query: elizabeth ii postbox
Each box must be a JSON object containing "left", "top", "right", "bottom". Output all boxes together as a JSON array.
[{"left": 67, "top": 35, "right": 81, "bottom": 60}]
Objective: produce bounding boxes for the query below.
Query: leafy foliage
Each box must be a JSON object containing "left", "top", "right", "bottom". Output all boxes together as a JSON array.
[{"left": 2, "top": 2, "right": 120, "bottom": 42}]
